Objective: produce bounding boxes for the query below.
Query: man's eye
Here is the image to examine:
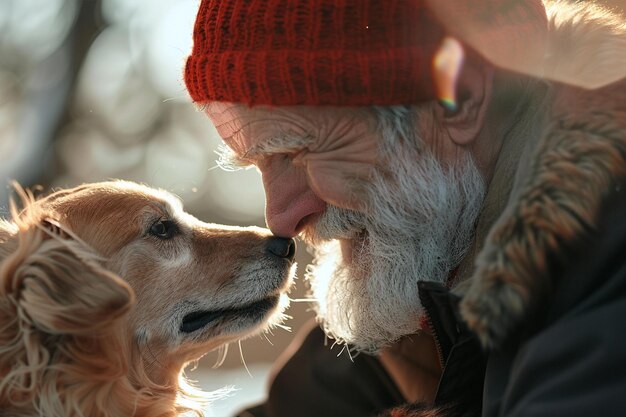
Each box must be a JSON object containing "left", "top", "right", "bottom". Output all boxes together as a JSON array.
[{"left": 149, "top": 220, "right": 178, "bottom": 239}]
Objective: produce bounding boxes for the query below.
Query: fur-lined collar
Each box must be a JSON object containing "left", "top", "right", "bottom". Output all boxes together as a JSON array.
[{"left": 455, "top": 0, "right": 626, "bottom": 287}]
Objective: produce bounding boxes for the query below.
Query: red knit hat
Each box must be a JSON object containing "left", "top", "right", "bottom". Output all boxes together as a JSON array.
[
  {"left": 184, "top": 0, "right": 444, "bottom": 106},
  {"left": 184, "top": 0, "right": 548, "bottom": 107}
]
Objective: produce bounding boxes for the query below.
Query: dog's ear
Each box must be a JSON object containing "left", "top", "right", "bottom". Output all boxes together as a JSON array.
[
  {"left": 1, "top": 183, "right": 135, "bottom": 337},
  {"left": 1, "top": 220, "right": 134, "bottom": 335},
  {"left": 0, "top": 185, "right": 135, "bottom": 414}
]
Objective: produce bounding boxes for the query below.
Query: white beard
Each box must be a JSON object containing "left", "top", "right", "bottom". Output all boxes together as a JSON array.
[{"left": 303, "top": 109, "right": 486, "bottom": 353}]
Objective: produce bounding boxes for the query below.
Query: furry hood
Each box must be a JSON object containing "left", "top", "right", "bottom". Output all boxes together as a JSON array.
[
  {"left": 454, "top": 0, "right": 626, "bottom": 349},
  {"left": 455, "top": 0, "right": 626, "bottom": 286}
]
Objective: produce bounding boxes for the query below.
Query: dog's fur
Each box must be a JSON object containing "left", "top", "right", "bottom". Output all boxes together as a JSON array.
[
  {"left": 460, "top": 0, "right": 626, "bottom": 348},
  {"left": 0, "top": 181, "right": 295, "bottom": 417}
]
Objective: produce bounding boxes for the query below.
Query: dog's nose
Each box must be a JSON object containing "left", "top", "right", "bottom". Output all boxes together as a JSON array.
[{"left": 266, "top": 237, "right": 296, "bottom": 260}]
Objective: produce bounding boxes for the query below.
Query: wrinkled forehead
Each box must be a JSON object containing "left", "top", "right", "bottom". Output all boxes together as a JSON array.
[
  {"left": 204, "top": 101, "right": 376, "bottom": 156},
  {"left": 205, "top": 102, "right": 310, "bottom": 154}
]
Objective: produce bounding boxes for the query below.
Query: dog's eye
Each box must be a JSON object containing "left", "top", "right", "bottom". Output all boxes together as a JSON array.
[{"left": 149, "top": 220, "right": 178, "bottom": 239}]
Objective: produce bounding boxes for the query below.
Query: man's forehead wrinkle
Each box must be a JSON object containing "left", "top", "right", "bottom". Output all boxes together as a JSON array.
[
  {"left": 216, "top": 118, "right": 248, "bottom": 151},
  {"left": 205, "top": 101, "right": 244, "bottom": 121},
  {"left": 206, "top": 107, "right": 235, "bottom": 136},
  {"left": 228, "top": 116, "right": 313, "bottom": 153},
  {"left": 211, "top": 120, "right": 254, "bottom": 167},
  {"left": 206, "top": 103, "right": 255, "bottom": 153}
]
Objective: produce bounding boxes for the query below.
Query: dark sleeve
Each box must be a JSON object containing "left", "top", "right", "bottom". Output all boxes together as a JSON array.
[
  {"left": 236, "top": 320, "right": 405, "bottom": 417},
  {"left": 484, "top": 188, "right": 626, "bottom": 417}
]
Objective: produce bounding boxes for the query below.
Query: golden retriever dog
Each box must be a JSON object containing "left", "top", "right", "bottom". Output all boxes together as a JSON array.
[{"left": 0, "top": 181, "right": 296, "bottom": 417}]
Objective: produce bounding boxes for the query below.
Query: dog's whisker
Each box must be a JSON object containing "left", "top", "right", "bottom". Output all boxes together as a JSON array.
[
  {"left": 262, "top": 333, "right": 274, "bottom": 346},
  {"left": 289, "top": 298, "right": 317, "bottom": 303},
  {"left": 273, "top": 323, "right": 292, "bottom": 332},
  {"left": 238, "top": 340, "right": 253, "bottom": 378},
  {"left": 213, "top": 344, "right": 230, "bottom": 369},
  {"left": 188, "top": 359, "right": 201, "bottom": 372}
]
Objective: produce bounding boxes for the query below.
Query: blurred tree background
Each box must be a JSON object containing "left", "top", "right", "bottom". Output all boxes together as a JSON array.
[
  {"left": 0, "top": 1, "right": 314, "bottom": 414},
  {"left": 0, "top": 0, "right": 269, "bottom": 223}
]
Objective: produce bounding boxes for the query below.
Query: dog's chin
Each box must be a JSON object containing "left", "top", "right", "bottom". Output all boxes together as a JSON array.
[{"left": 179, "top": 265, "right": 296, "bottom": 343}]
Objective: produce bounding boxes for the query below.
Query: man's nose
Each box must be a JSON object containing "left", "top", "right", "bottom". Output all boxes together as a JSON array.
[{"left": 263, "top": 171, "right": 326, "bottom": 238}]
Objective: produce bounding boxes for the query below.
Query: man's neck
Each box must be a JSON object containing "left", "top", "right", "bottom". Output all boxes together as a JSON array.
[{"left": 453, "top": 75, "right": 550, "bottom": 287}]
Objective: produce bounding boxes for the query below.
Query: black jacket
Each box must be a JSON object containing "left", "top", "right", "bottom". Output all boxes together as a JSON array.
[{"left": 482, "top": 187, "right": 626, "bottom": 417}]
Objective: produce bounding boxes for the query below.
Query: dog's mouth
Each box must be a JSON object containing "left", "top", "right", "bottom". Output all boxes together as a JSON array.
[{"left": 180, "top": 295, "right": 280, "bottom": 334}]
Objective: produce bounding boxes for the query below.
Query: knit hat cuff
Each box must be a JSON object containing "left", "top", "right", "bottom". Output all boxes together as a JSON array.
[{"left": 185, "top": 46, "right": 439, "bottom": 106}]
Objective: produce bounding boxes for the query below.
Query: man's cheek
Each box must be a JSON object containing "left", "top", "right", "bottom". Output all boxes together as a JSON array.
[{"left": 303, "top": 159, "right": 371, "bottom": 211}]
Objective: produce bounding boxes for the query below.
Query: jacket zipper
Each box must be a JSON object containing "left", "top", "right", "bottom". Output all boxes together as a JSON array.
[{"left": 423, "top": 308, "right": 446, "bottom": 370}]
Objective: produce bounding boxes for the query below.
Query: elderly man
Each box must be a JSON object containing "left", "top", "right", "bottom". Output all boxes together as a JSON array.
[{"left": 184, "top": 1, "right": 626, "bottom": 416}]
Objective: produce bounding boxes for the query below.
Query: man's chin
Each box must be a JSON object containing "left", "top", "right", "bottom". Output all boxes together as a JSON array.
[
  {"left": 338, "top": 231, "right": 368, "bottom": 265},
  {"left": 339, "top": 239, "right": 353, "bottom": 264},
  {"left": 305, "top": 237, "right": 423, "bottom": 353}
]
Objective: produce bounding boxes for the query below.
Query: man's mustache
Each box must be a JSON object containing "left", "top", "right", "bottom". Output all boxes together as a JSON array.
[{"left": 301, "top": 204, "right": 366, "bottom": 244}]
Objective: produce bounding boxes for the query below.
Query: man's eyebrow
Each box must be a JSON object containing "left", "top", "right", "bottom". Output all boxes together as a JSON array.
[
  {"left": 217, "top": 133, "right": 315, "bottom": 170},
  {"left": 216, "top": 145, "right": 251, "bottom": 171}
]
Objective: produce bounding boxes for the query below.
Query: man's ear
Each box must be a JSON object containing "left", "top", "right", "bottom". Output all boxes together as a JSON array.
[{"left": 436, "top": 55, "right": 494, "bottom": 146}]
